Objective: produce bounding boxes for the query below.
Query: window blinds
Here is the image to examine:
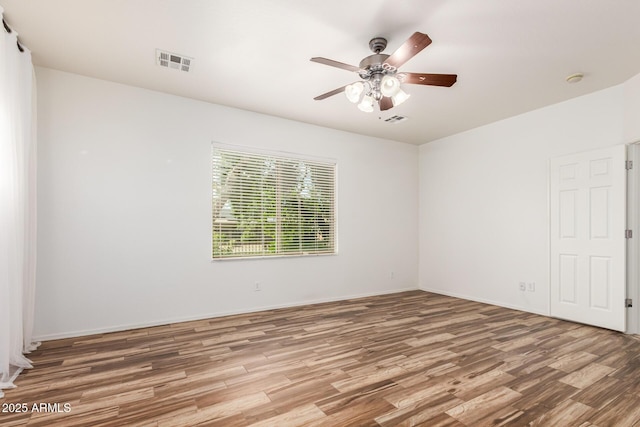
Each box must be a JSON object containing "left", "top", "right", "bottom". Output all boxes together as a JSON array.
[{"left": 212, "top": 146, "right": 336, "bottom": 259}]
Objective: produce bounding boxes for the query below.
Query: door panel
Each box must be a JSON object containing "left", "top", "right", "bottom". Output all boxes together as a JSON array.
[
  {"left": 550, "top": 145, "right": 627, "bottom": 331},
  {"left": 559, "top": 254, "right": 578, "bottom": 304}
]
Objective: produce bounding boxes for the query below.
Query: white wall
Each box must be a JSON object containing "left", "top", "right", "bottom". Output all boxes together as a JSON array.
[
  {"left": 419, "top": 84, "right": 626, "bottom": 314},
  {"left": 36, "top": 64, "right": 640, "bottom": 339},
  {"left": 624, "top": 72, "right": 640, "bottom": 143},
  {"left": 35, "top": 67, "right": 419, "bottom": 340}
]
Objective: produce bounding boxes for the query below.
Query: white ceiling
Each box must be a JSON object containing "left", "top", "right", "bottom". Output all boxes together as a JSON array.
[{"left": 2, "top": 0, "right": 640, "bottom": 145}]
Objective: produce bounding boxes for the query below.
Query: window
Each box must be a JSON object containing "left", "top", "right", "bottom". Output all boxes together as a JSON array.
[{"left": 212, "top": 145, "right": 336, "bottom": 259}]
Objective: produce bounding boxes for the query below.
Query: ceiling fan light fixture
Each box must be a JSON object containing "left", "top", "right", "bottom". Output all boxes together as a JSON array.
[
  {"left": 358, "top": 95, "right": 375, "bottom": 112},
  {"left": 380, "top": 75, "right": 401, "bottom": 97},
  {"left": 345, "top": 82, "right": 364, "bottom": 103},
  {"left": 391, "top": 88, "right": 411, "bottom": 107}
]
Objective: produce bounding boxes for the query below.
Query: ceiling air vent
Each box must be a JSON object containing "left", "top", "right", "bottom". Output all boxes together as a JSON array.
[
  {"left": 384, "top": 115, "right": 408, "bottom": 124},
  {"left": 156, "top": 49, "right": 193, "bottom": 72}
]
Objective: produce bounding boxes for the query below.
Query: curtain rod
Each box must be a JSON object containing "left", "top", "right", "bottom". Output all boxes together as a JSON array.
[{"left": 2, "top": 18, "right": 25, "bottom": 52}]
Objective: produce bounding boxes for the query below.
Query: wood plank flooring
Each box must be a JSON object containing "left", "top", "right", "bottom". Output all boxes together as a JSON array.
[{"left": 3, "top": 290, "right": 640, "bottom": 426}]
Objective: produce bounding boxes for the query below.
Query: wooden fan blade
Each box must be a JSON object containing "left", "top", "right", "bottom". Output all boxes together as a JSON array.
[
  {"left": 314, "top": 85, "right": 348, "bottom": 100},
  {"left": 384, "top": 32, "right": 432, "bottom": 69},
  {"left": 310, "top": 57, "right": 361, "bottom": 73},
  {"left": 379, "top": 97, "right": 393, "bottom": 111},
  {"left": 400, "top": 72, "right": 457, "bottom": 87}
]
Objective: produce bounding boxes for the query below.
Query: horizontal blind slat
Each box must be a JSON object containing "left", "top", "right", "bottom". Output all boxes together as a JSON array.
[{"left": 212, "top": 146, "right": 335, "bottom": 259}]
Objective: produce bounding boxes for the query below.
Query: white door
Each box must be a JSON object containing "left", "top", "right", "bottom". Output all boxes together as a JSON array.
[{"left": 550, "top": 145, "right": 627, "bottom": 332}]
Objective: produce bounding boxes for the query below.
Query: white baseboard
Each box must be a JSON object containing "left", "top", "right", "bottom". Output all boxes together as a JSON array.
[
  {"left": 420, "top": 286, "right": 549, "bottom": 317},
  {"left": 34, "top": 286, "right": 419, "bottom": 341}
]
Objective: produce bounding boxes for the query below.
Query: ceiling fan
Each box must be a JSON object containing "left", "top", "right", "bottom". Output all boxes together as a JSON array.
[{"left": 311, "top": 32, "right": 457, "bottom": 112}]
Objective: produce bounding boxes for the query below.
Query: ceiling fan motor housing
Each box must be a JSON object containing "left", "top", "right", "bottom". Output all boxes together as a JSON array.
[{"left": 358, "top": 54, "right": 396, "bottom": 79}]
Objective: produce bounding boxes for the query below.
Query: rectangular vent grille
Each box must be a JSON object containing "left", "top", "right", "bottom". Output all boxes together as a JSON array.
[
  {"left": 384, "top": 115, "right": 408, "bottom": 124},
  {"left": 156, "top": 49, "right": 193, "bottom": 72}
]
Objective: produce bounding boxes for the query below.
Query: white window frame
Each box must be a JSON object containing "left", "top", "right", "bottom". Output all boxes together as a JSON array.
[{"left": 211, "top": 143, "right": 337, "bottom": 260}]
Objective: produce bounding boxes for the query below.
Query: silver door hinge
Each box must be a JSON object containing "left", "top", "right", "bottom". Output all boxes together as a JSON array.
[
  {"left": 626, "top": 160, "right": 633, "bottom": 170},
  {"left": 626, "top": 298, "right": 633, "bottom": 308},
  {"left": 626, "top": 229, "right": 633, "bottom": 239}
]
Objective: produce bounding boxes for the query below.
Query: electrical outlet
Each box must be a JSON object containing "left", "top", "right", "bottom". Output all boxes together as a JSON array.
[
  {"left": 519, "top": 282, "right": 526, "bottom": 291},
  {"left": 254, "top": 282, "right": 261, "bottom": 292},
  {"left": 527, "top": 282, "right": 536, "bottom": 292}
]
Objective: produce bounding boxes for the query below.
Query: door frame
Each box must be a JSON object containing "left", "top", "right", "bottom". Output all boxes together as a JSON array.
[{"left": 627, "top": 143, "right": 640, "bottom": 334}]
